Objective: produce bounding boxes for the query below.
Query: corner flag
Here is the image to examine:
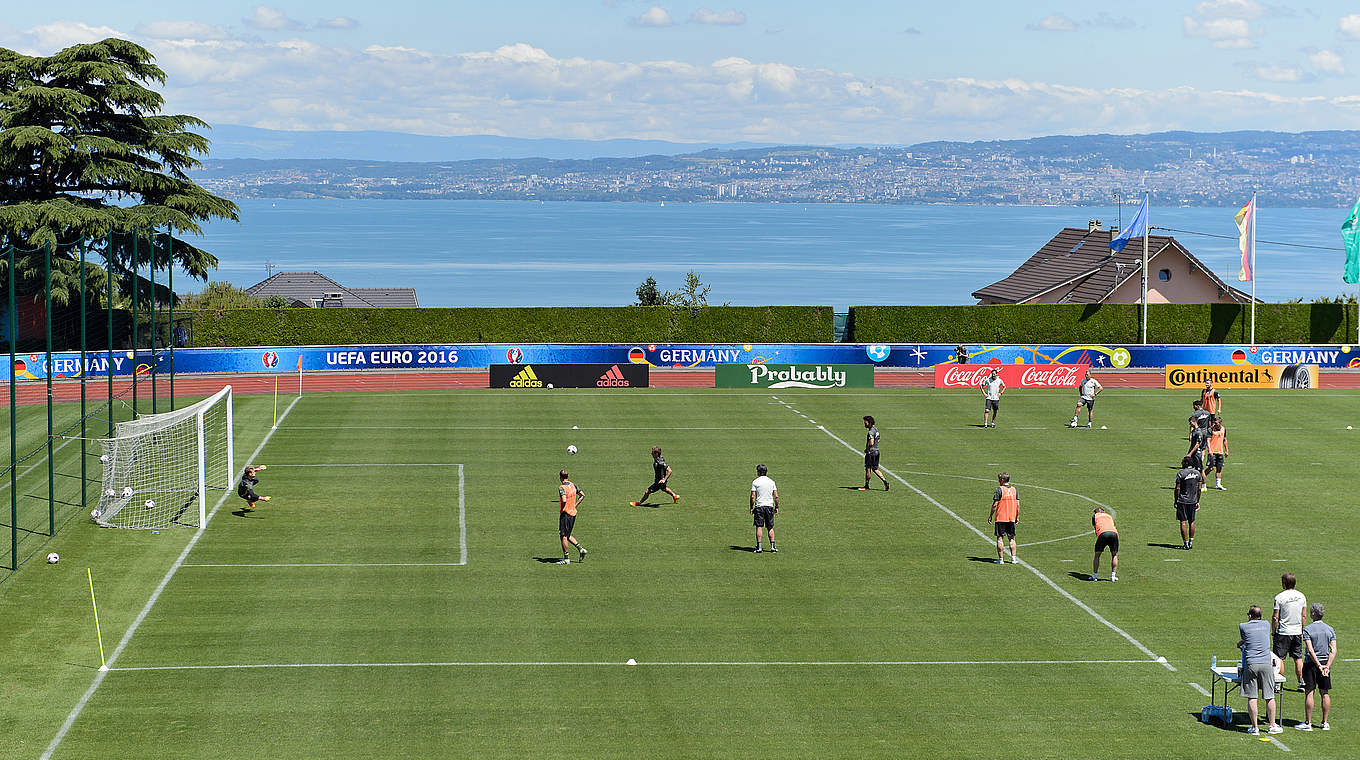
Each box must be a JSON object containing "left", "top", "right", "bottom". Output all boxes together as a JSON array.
[
  {"left": 1109, "top": 195, "right": 1148, "bottom": 253},
  {"left": 1235, "top": 197, "right": 1255, "bottom": 282},
  {"left": 1344, "top": 197, "right": 1360, "bottom": 285}
]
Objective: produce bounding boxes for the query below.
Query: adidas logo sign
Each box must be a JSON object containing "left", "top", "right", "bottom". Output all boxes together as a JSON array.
[
  {"left": 510, "top": 365, "right": 544, "bottom": 388},
  {"left": 597, "top": 364, "right": 629, "bottom": 387}
]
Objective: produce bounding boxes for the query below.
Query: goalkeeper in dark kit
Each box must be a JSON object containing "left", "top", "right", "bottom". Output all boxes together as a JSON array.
[{"left": 238, "top": 465, "right": 272, "bottom": 508}]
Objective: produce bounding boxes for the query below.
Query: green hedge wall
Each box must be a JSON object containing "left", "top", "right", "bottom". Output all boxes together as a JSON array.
[
  {"left": 186, "top": 306, "right": 835, "bottom": 346},
  {"left": 849, "top": 303, "right": 1360, "bottom": 345}
]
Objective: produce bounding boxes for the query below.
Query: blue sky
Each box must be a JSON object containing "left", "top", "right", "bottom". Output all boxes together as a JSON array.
[{"left": 3, "top": 1, "right": 1359, "bottom": 144}]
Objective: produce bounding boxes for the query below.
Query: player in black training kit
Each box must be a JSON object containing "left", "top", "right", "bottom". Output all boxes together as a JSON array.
[
  {"left": 1173, "top": 455, "right": 1203, "bottom": 550},
  {"left": 1187, "top": 400, "right": 1212, "bottom": 471},
  {"left": 237, "top": 465, "right": 271, "bottom": 510},
  {"left": 858, "top": 416, "right": 889, "bottom": 491},
  {"left": 631, "top": 446, "right": 679, "bottom": 506}
]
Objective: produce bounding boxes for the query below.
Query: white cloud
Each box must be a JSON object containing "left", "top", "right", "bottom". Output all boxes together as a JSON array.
[
  {"left": 317, "top": 17, "right": 359, "bottom": 30},
  {"left": 690, "top": 8, "right": 746, "bottom": 26},
  {"left": 631, "top": 7, "right": 673, "bottom": 27},
  {"left": 1183, "top": 16, "right": 1254, "bottom": 48},
  {"left": 5, "top": 25, "right": 1360, "bottom": 145},
  {"left": 134, "top": 21, "right": 231, "bottom": 40},
  {"left": 243, "top": 6, "right": 305, "bottom": 32},
  {"left": 1195, "top": 0, "right": 1267, "bottom": 20},
  {"left": 1341, "top": 14, "right": 1360, "bottom": 41},
  {"left": 1310, "top": 49, "right": 1345, "bottom": 75},
  {"left": 1027, "top": 14, "right": 1077, "bottom": 32}
]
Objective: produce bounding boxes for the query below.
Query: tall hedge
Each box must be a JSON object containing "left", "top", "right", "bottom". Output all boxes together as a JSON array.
[
  {"left": 185, "top": 306, "right": 835, "bottom": 346},
  {"left": 849, "top": 303, "right": 1359, "bottom": 345}
]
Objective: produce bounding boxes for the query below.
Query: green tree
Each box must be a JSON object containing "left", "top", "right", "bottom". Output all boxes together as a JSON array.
[
  {"left": 177, "top": 281, "right": 261, "bottom": 311},
  {"left": 665, "top": 270, "right": 712, "bottom": 309},
  {"left": 635, "top": 276, "right": 665, "bottom": 306},
  {"left": 0, "top": 39, "right": 239, "bottom": 307}
]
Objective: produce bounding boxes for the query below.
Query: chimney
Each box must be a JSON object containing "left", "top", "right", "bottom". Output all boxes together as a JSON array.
[{"left": 1088, "top": 219, "right": 1103, "bottom": 232}]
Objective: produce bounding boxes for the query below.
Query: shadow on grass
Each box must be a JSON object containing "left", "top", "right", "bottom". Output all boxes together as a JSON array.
[
  {"left": 533, "top": 557, "right": 567, "bottom": 564},
  {"left": 1147, "top": 542, "right": 1186, "bottom": 550},
  {"left": 966, "top": 556, "right": 1005, "bottom": 564},
  {"left": 728, "top": 545, "right": 758, "bottom": 553},
  {"left": 631, "top": 502, "right": 662, "bottom": 509},
  {"left": 1067, "top": 571, "right": 1096, "bottom": 581},
  {"left": 231, "top": 507, "right": 254, "bottom": 518}
]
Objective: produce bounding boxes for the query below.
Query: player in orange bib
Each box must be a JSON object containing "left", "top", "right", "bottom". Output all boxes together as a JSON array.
[
  {"left": 1090, "top": 507, "right": 1118, "bottom": 582},
  {"left": 1200, "top": 380, "right": 1221, "bottom": 415},
  {"left": 1203, "top": 416, "right": 1229, "bottom": 490},
  {"left": 557, "top": 469, "right": 587, "bottom": 565},
  {"left": 988, "top": 472, "right": 1020, "bottom": 564}
]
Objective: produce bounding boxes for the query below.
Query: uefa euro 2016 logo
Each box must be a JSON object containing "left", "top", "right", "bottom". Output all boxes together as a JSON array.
[
  {"left": 261, "top": 351, "right": 278, "bottom": 368},
  {"left": 866, "top": 345, "right": 890, "bottom": 362},
  {"left": 506, "top": 347, "right": 523, "bottom": 363}
]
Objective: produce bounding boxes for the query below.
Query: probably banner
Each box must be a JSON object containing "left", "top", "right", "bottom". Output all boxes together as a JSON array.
[
  {"left": 488, "top": 363, "right": 648, "bottom": 389},
  {"left": 1164, "top": 364, "right": 1317, "bottom": 389},
  {"left": 934, "top": 364, "right": 1088, "bottom": 389},
  {"left": 715, "top": 363, "right": 873, "bottom": 389}
]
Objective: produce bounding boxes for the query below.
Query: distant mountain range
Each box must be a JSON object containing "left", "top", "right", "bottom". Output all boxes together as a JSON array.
[{"left": 204, "top": 124, "right": 781, "bottom": 161}]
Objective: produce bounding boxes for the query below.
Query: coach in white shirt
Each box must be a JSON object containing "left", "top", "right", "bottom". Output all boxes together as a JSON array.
[
  {"left": 980, "top": 368, "right": 1005, "bottom": 428},
  {"left": 1273, "top": 572, "right": 1308, "bottom": 689},
  {"left": 750, "top": 464, "right": 779, "bottom": 553}
]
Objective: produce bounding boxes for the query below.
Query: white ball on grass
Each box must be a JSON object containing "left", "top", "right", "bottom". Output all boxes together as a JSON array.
[
  {"left": 144, "top": 499, "right": 156, "bottom": 510},
  {"left": 47, "top": 552, "right": 60, "bottom": 564},
  {"left": 567, "top": 445, "right": 578, "bottom": 455},
  {"left": 99, "top": 454, "right": 109, "bottom": 463},
  {"left": 91, "top": 509, "right": 102, "bottom": 520},
  {"left": 546, "top": 383, "right": 554, "bottom": 389},
  {"left": 120, "top": 486, "right": 133, "bottom": 498}
]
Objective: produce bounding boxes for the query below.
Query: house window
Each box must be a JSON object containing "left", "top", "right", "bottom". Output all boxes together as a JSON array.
[
  {"left": 312, "top": 298, "right": 323, "bottom": 308},
  {"left": 1158, "top": 269, "right": 1171, "bottom": 282}
]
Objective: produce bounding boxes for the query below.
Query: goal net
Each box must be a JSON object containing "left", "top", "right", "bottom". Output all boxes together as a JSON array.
[{"left": 95, "top": 386, "right": 234, "bottom": 529}]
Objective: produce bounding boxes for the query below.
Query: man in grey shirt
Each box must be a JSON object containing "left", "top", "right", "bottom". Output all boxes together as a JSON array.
[{"left": 1239, "top": 604, "right": 1283, "bottom": 735}]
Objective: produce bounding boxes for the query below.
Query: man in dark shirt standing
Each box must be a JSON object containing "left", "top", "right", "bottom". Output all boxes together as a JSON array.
[
  {"left": 631, "top": 446, "right": 679, "bottom": 506},
  {"left": 1239, "top": 604, "right": 1283, "bottom": 735},
  {"left": 857, "top": 415, "right": 889, "bottom": 491},
  {"left": 1173, "top": 455, "right": 1202, "bottom": 550},
  {"left": 1187, "top": 400, "right": 1212, "bottom": 472}
]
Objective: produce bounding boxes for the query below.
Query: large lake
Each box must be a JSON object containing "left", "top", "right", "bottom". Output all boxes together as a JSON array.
[{"left": 194, "top": 200, "right": 1356, "bottom": 308}]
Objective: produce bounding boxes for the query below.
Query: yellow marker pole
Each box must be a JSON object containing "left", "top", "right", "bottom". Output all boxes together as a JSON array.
[
  {"left": 273, "top": 376, "right": 279, "bottom": 428},
  {"left": 87, "top": 568, "right": 107, "bottom": 671}
]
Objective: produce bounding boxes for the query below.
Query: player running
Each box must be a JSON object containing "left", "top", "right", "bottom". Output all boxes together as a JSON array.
[
  {"left": 1091, "top": 507, "right": 1118, "bottom": 582},
  {"left": 858, "top": 415, "right": 889, "bottom": 491},
  {"left": 980, "top": 368, "right": 1005, "bottom": 428},
  {"left": 237, "top": 465, "right": 271, "bottom": 509},
  {"left": 1203, "top": 416, "right": 1228, "bottom": 490},
  {"left": 1069, "top": 370, "right": 1103, "bottom": 428},
  {"left": 631, "top": 446, "right": 679, "bottom": 506},
  {"left": 1173, "top": 455, "right": 1203, "bottom": 550},
  {"left": 557, "top": 469, "right": 587, "bottom": 565},
  {"left": 988, "top": 472, "right": 1019, "bottom": 564}
]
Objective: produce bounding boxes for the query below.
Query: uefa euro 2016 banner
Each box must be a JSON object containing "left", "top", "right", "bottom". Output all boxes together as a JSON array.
[
  {"left": 1164, "top": 364, "right": 1318, "bottom": 390},
  {"left": 9, "top": 343, "right": 1360, "bottom": 379},
  {"left": 715, "top": 363, "right": 874, "bottom": 389},
  {"left": 934, "top": 364, "right": 1087, "bottom": 389}
]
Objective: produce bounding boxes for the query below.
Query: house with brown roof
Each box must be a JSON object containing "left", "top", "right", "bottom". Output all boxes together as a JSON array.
[
  {"left": 972, "top": 222, "right": 1254, "bottom": 305},
  {"left": 244, "top": 272, "right": 419, "bottom": 308}
]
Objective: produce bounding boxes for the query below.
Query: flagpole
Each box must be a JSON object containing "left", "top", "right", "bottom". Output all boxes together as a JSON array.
[
  {"left": 1250, "top": 191, "right": 1257, "bottom": 346},
  {"left": 1141, "top": 192, "right": 1149, "bottom": 345}
]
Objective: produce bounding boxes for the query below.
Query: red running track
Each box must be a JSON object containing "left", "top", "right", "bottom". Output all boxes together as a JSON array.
[{"left": 5, "top": 368, "right": 1359, "bottom": 406}]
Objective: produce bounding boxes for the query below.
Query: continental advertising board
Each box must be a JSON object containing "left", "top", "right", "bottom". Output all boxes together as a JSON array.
[
  {"left": 934, "top": 364, "right": 1089, "bottom": 389},
  {"left": 1164, "top": 364, "right": 1318, "bottom": 389},
  {"left": 715, "top": 363, "right": 874, "bottom": 389},
  {"left": 8, "top": 343, "right": 1359, "bottom": 379},
  {"left": 488, "top": 363, "right": 648, "bottom": 389}
]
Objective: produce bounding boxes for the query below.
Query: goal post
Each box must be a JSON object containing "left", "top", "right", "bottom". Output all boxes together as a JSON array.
[{"left": 95, "top": 385, "right": 234, "bottom": 529}]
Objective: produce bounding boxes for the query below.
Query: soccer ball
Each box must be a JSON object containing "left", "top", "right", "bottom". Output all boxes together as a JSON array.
[
  {"left": 547, "top": 383, "right": 554, "bottom": 389},
  {"left": 144, "top": 499, "right": 156, "bottom": 510},
  {"left": 99, "top": 454, "right": 109, "bottom": 463},
  {"left": 104, "top": 488, "right": 115, "bottom": 497},
  {"left": 47, "top": 552, "right": 60, "bottom": 564},
  {"left": 121, "top": 486, "right": 133, "bottom": 499},
  {"left": 91, "top": 509, "right": 103, "bottom": 520},
  {"left": 567, "top": 445, "right": 578, "bottom": 455}
]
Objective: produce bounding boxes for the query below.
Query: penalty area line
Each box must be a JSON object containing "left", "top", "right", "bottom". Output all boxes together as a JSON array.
[
  {"left": 104, "top": 658, "right": 1165, "bottom": 672},
  {"left": 41, "top": 395, "right": 305, "bottom": 760}
]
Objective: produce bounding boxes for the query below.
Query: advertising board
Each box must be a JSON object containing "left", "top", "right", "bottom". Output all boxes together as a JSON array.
[
  {"left": 715, "top": 363, "right": 873, "bottom": 389},
  {"left": 934, "top": 364, "right": 1088, "bottom": 389},
  {"left": 488, "top": 363, "right": 648, "bottom": 389},
  {"left": 1164, "top": 364, "right": 1317, "bottom": 389}
]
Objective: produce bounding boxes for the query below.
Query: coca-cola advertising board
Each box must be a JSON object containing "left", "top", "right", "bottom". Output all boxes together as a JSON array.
[{"left": 933, "top": 364, "right": 1089, "bottom": 389}]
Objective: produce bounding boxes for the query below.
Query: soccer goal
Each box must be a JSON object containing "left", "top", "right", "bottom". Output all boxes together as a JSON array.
[{"left": 95, "top": 385, "right": 234, "bottom": 529}]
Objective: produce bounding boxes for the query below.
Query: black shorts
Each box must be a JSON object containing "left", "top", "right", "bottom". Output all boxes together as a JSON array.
[
  {"left": 1274, "top": 633, "right": 1304, "bottom": 660},
  {"left": 864, "top": 450, "right": 881, "bottom": 470},
  {"left": 646, "top": 480, "right": 668, "bottom": 494},
  {"left": 1095, "top": 531, "right": 1119, "bottom": 553},
  {"left": 1190, "top": 450, "right": 1204, "bottom": 470},
  {"left": 1303, "top": 661, "right": 1333, "bottom": 692},
  {"left": 1078, "top": 398, "right": 1095, "bottom": 410},
  {"left": 984, "top": 399, "right": 1000, "bottom": 413},
  {"left": 994, "top": 521, "right": 1016, "bottom": 538},
  {"left": 752, "top": 506, "right": 775, "bottom": 529},
  {"left": 1205, "top": 453, "right": 1224, "bottom": 470},
  {"left": 1175, "top": 501, "right": 1198, "bottom": 522},
  {"left": 558, "top": 512, "right": 576, "bottom": 537}
]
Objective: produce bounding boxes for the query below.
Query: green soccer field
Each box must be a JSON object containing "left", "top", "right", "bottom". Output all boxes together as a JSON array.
[{"left": 3, "top": 385, "right": 1357, "bottom": 759}]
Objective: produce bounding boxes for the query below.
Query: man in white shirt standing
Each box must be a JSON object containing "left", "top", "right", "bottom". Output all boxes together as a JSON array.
[
  {"left": 1069, "top": 370, "right": 1103, "bottom": 429},
  {"left": 1273, "top": 572, "right": 1308, "bottom": 690},
  {"left": 750, "top": 464, "right": 779, "bottom": 554},
  {"left": 980, "top": 368, "right": 1005, "bottom": 429}
]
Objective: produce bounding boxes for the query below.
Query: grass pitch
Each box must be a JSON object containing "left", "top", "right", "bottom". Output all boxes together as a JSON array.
[{"left": 3, "top": 386, "right": 1358, "bottom": 759}]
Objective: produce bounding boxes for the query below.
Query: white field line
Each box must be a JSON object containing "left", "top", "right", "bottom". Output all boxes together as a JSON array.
[
  {"left": 279, "top": 426, "right": 820, "bottom": 431},
  {"left": 264, "top": 463, "right": 463, "bottom": 467},
  {"left": 183, "top": 463, "right": 467, "bottom": 568},
  {"left": 1187, "top": 682, "right": 1211, "bottom": 697},
  {"left": 104, "top": 658, "right": 1163, "bottom": 673},
  {"left": 1272, "top": 738, "right": 1292, "bottom": 752},
  {"left": 806, "top": 414, "right": 1173, "bottom": 673},
  {"left": 41, "top": 395, "right": 304, "bottom": 760}
]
